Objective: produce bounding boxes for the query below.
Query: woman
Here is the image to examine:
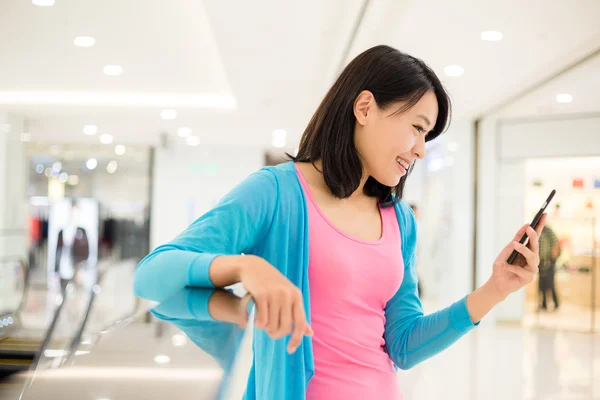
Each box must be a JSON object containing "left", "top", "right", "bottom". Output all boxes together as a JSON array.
[{"left": 134, "top": 45, "right": 544, "bottom": 399}]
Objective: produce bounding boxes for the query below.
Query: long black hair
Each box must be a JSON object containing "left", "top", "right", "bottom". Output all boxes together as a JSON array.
[{"left": 291, "top": 45, "right": 451, "bottom": 207}]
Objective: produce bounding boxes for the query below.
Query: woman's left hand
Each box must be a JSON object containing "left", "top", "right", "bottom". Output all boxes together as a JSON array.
[{"left": 488, "top": 214, "right": 547, "bottom": 299}]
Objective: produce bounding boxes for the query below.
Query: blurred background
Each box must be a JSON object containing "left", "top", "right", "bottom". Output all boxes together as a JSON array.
[{"left": 1, "top": 0, "right": 600, "bottom": 399}]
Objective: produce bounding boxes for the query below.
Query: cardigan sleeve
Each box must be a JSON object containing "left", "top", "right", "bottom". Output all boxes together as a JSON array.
[
  {"left": 383, "top": 202, "right": 478, "bottom": 370},
  {"left": 133, "top": 168, "right": 279, "bottom": 302}
]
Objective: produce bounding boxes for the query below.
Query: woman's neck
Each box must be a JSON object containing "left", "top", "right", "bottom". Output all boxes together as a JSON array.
[{"left": 302, "top": 160, "right": 370, "bottom": 201}]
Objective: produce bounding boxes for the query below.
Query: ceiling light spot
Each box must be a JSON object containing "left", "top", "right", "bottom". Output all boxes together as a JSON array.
[{"left": 444, "top": 65, "right": 464, "bottom": 77}]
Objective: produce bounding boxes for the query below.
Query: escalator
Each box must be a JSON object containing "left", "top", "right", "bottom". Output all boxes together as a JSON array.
[
  {"left": 0, "top": 256, "right": 99, "bottom": 399},
  {"left": 0, "top": 312, "right": 38, "bottom": 379}
]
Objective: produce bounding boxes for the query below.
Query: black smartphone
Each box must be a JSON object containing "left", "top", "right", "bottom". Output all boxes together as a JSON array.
[{"left": 507, "top": 189, "right": 556, "bottom": 265}]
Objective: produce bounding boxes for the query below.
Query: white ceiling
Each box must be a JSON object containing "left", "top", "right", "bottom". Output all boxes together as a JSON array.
[{"left": 1, "top": 0, "right": 599, "bottom": 148}]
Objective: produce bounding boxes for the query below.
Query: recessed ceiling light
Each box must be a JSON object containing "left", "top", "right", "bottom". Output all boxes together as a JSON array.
[
  {"left": 481, "top": 31, "right": 503, "bottom": 41},
  {"left": 36, "top": 164, "right": 44, "bottom": 174},
  {"left": 86, "top": 158, "right": 98, "bottom": 170},
  {"left": 161, "top": 109, "right": 177, "bottom": 120},
  {"left": 20, "top": 132, "right": 32, "bottom": 142},
  {"left": 444, "top": 65, "right": 464, "bottom": 77},
  {"left": 99, "top": 134, "right": 114, "bottom": 144},
  {"left": 83, "top": 125, "right": 98, "bottom": 136},
  {"left": 154, "top": 355, "right": 170, "bottom": 364},
  {"left": 103, "top": 65, "right": 123, "bottom": 76},
  {"left": 186, "top": 136, "right": 200, "bottom": 146},
  {"left": 272, "top": 129, "right": 287, "bottom": 148},
  {"left": 74, "top": 36, "right": 95, "bottom": 47},
  {"left": 115, "top": 145, "right": 126, "bottom": 155},
  {"left": 178, "top": 127, "right": 192, "bottom": 137},
  {"left": 107, "top": 160, "right": 118, "bottom": 174},
  {"left": 556, "top": 93, "right": 573, "bottom": 103},
  {"left": 32, "top": 0, "right": 55, "bottom": 6},
  {"left": 59, "top": 172, "right": 69, "bottom": 183}
]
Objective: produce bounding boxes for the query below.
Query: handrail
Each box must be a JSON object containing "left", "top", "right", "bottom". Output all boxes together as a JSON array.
[
  {"left": 62, "top": 280, "right": 99, "bottom": 366},
  {"left": 18, "top": 282, "right": 72, "bottom": 400}
]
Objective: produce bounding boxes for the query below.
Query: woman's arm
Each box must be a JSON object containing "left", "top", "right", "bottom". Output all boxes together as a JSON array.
[
  {"left": 384, "top": 217, "right": 544, "bottom": 370},
  {"left": 133, "top": 169, "right": 279, "bottom": 302},
  {"left": 383, "top": 256, "right": 478, "bottom": 370}
]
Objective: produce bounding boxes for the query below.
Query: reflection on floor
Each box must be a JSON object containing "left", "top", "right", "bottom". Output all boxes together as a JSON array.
[
  {"left": 398, "top": 326, "right": 600, "bottom": 400},
  {"left": 523, "top": 301, "right": 599, "bottom": 333}
]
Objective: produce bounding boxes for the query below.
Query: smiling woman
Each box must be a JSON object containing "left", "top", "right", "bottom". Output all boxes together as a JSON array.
[
  {"left": 292, "top": 45, "right": 451, "bottom": 205},
  {"left": 134, "top": 44, "right": 544, "bottom": 400}
]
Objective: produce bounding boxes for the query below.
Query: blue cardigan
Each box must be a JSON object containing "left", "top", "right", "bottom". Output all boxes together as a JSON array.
[{"left": 133, "top": 161, "right": 477, "bottom": 399}]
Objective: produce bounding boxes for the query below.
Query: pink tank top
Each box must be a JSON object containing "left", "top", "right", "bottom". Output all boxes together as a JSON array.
[{"left": 295, "top": 165, "right": 405, "bottom": 400}]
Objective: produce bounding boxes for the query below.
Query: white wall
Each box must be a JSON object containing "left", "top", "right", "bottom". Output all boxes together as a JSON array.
[
  {"left": 477, "top": 113, "right": 600, "bottom": 322},
  {"left": 151, "top": 142, "right": 264, "bottom": 248},
  {"left": 0, "top": 112, "right": 28, "bottom": 260},
  {"left": 416, "top": 120, "right": 474, "bottom": 305}
]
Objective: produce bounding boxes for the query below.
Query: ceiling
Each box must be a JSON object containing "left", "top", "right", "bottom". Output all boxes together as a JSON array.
[{"left": 1, "top": 0, "right": 599, "bottom": 149}]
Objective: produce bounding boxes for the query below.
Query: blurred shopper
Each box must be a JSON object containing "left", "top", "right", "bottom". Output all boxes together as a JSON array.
[
  {"left": 538, "top": 225, "right": 560, "bottom": 311},
  {"left": 55, "top": 202, "right": 89, "bottom": 291},
  {"left": 134, "top": 45, "right": 544, "bottom": 400}
]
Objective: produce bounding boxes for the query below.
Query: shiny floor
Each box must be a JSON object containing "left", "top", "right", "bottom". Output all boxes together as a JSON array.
[
  {"left": 397, "top": 326, "right": 600, "bottom": 400},
  {"left": 6, "top": 270, "right": 600, "bottom": 399}
]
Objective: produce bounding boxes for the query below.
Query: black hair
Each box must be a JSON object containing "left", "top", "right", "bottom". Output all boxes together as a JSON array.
[{"left": 291, "top": 45, "right": 451, "bottom": 207}]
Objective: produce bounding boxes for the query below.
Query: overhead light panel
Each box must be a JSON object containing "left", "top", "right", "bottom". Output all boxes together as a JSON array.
[
  {"left": 272, "top": 129, "right": 287, "bottom": 148},
  {"left": 74, "top": 36, "right": 95, "bottom": 47},
  {"left": 99, "top": 134, "right": 114, "bottom": 144},
  {"left": 186, "top": 136, "right": 200, "bottom": 146},
  {"left": 83, "top": 125, "right": 98, "bottom": 136},
  {"left": 444, "top": 65, "right": 464, "bottom": 77},
  {"left": 32, "top": 0, "right": 55, "bottom": 6},
  {"left": 103, "top": 65, "right": 123, "bottom": 76},
  {"left": 480, "top": 31, "right": 503, "bottom": 41},
  {"left": 115, "top": 145, "right": 126, "bottom": 155},
  {"left": 556, "top": 93, "right": 573, "bottom": 103},
  {"left": 161, "top": 109, "right": 177, "bottom": 120},
  {"left": 178, "top": 127, "right": 192, "bottom": 137},
  {"left": 0, "top": 92, "right": 237, "bottom": 110}
]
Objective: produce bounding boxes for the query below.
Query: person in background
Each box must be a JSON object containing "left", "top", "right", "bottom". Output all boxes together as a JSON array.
[
  {"left": 133, "top": 45, "right": 544, "bottom": 400},
  {"left": 55, "top": 201, "right": 89, "bottom": 292},
  {"left": 538, "top": 225, "right": 560, "bottom": 311}
]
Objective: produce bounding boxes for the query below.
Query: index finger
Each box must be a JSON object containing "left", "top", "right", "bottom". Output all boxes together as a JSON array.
[{"left": 287, "top": 298, "right": 308, "bottom": 354}]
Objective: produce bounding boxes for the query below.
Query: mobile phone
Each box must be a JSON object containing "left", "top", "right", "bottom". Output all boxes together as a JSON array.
[{"left": 507, "top": 189, "right": 556, "bottom": 265}]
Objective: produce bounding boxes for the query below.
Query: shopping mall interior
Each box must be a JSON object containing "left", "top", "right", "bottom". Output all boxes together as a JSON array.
[{"left": 1, "top": 1, "right": 600, "bottom": 399}]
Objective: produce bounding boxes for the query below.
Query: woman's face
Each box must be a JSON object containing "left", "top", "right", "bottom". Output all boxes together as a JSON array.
[{"left": 354, "top": 90, "right": 439, "bottom": 187}]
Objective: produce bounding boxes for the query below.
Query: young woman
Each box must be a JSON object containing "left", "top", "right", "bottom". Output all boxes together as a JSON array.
[{"left": 134, "top": 45, "right": 544, "bottom": 399}]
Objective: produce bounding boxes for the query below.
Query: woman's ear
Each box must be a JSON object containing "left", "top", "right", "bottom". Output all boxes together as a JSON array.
[{"left": 354, "top": 90, "right": 374, "bottom": 126}]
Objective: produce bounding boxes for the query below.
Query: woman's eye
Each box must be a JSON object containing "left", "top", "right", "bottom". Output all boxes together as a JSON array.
[{"left": 413, "top": 125, "right": 425, "bottom": 134}]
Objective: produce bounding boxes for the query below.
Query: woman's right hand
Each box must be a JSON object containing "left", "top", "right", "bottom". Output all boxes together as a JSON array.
[{"left": 239, "top": 255, "right": 313, "bottom": 354}]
